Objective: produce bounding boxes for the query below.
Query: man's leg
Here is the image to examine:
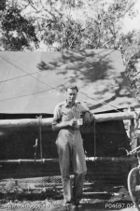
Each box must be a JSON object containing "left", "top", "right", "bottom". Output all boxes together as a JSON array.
[
  {"left": 56, "top": 141, "right": 72, "bottom": 204},
  {"left": 72, "top": 138, "right": 87, "bottom": 205},
  {"left": 73, "top": 173, "right": 85, "bottom": 205}
]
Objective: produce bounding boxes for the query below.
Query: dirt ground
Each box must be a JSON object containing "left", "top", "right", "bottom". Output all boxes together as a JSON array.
[{"left": 0, "top": 176, "right": 139, "bottom": 211}]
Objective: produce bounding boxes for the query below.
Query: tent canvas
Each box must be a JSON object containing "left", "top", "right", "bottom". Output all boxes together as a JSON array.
[{"left": 0, "top": 49, "right": 137, "bottom": 114}]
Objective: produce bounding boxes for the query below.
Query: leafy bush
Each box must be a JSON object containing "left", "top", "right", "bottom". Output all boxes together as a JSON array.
[{"left": 0, "top": 6, "right": 38, "bottom": 50}]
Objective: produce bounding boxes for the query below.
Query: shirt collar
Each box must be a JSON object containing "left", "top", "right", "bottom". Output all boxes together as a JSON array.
[{"left": 65, "top": 100, "right": 77, "bottom": 108}]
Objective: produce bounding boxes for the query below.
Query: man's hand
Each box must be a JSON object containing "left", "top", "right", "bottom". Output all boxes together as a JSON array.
[
  {"left": 83, "top": 112, "right": 93, "bottom": 124},
  {"left": 68, "top": 119, "right": 79, "bottom": 129}
]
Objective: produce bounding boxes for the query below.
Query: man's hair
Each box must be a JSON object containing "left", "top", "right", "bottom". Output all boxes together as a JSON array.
[{"left": 66, "top": 85, "right": 79, "bottom": 92}]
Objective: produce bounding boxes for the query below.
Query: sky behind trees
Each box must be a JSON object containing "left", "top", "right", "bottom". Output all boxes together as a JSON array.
[{"left": 122, "top": 0, "right": 140, "bottom": 33}]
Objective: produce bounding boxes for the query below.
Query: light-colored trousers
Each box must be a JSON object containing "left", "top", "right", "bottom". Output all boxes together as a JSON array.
[{"left": 56, "top": 129, "right": 87, "bottom": 203}]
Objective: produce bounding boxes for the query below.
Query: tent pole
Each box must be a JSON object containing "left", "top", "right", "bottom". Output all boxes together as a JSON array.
[
  {"left": 0, "top": 157, "right": 136, "bottom": 164},
  {"left": 93, "top": 120, "right": 96, "bottom": 156},
  {"left": 38, "top": 115, "right": 43, "bottom": 159},
  {"left": 0, "top": 110, "right": 140, "bottom": 128}
]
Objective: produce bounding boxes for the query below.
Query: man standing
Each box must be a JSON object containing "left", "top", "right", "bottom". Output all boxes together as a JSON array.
[{"left": 52, "top": 85, "right": 93, "bottom": 207}]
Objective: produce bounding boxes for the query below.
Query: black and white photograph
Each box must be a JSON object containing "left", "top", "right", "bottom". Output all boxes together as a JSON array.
[{"left": 0, "top": 0, "right": 140, "bottom": 210}]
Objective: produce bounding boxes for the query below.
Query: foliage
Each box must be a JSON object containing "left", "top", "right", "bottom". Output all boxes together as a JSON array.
[
  {"left": 40, "top": 0, "right": 137, "bottom": 52},
  {"left": 0, "top": 0, "right": 6, "bottom": 11},
  {"left": 125, "top": 49, "right": 140, "bottom": 99},
  {"left": 0, "top": 5, "right": 38, "bottom": 50},
  {"left": 41, "top": 15, "right": 83, "bottom": 50},
  {"left": 80, "top": 0, "right": 137, "bottom": 52},
  {"left": 0, "top": 0, "right": 139, "bottom": 57}
]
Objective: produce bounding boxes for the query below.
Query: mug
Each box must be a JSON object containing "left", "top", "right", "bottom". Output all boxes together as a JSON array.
[{"left": 77, "top": 118, "right": 83, "bottom": 126}]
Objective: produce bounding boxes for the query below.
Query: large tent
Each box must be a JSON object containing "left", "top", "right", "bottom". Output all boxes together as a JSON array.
[
  {"left": 0, "top": 49, "right": 137, "bottom": 114},
  {"left": 0, "top": 49, "right": 132, "bottom": 182}
]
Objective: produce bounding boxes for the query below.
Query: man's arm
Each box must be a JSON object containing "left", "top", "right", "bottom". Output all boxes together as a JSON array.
[
  {"left": 52, "top": 104, "right": 77, "bottom": 131},
  {"left": 78, "top": 102, "right": 94, "bottom": 124},
  {"left": 52, "top": 119, "right": 76, "bottom": 131},
  {"left": 83, "top": 111, "right": 94, "bottom": 124},
  {"left": 52, "top": 121, "right": 70, "bottom": 131}
]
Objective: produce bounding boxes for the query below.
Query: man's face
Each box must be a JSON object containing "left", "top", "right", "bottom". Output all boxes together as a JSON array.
[{"left": 66, "top": 88, "right": 78, "bottom": 104}]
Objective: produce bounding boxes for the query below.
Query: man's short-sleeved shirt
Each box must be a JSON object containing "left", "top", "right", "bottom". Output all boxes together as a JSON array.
[{"left": 52, "top": 101, "right": 90, "bottom": 125}]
